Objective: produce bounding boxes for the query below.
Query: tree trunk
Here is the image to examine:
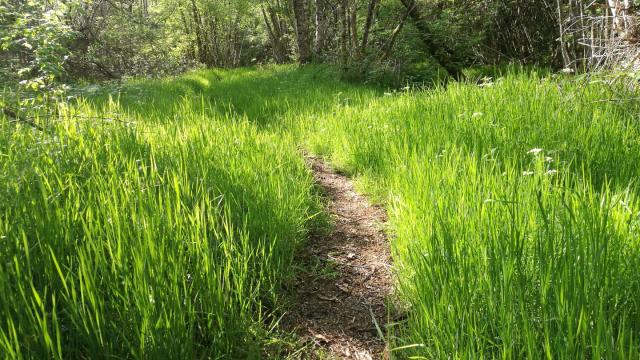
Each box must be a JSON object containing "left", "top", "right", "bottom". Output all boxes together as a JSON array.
[
  {"left": 209, "top": 16, "right": 221, "bottom": 67},
  {"left": 232, "top": 15, "right": 242, "bottom": 67},
  {"left": 556, "top": 0, "right": 570, "bottom": 68},
  {"left": 180, "top": 9, "right": 196, "bottom": 61},
  {"left": 381, "top": 6, "right": 412, "bottom": 61},
  {"left": 398, "top": 0, "right": 458, "bottom": 76},
  {"left": 360, "top": 0, "right": 379, "bottom": 55},
  {"left": 349, "top": 2, "right": 358, "bottom": 54},
  {"left": 292, "top": 0, "right": 312, "bottom": 63},
  {"left": 314, "top": 0, "right": 327, "bottom": 55},
  {"left": 340, "top": 0, "right": 349, "bottom": 66},
  {"left": 190, "top": 0, "right": 207, "bottom": 65},
  {"left": 262, "top": 6, "right": 285, "bottom": 63},
  {"left": 609, "top": 0, "right": 637, "bottom": 40}
]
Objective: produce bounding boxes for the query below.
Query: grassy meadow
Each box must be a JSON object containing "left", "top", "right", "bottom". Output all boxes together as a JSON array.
[
  {"left": 300, "top": 73, "right": 640, "bottom": 358},
  {"left": 1, "top": 65, "right": 640, "bottom": 358}
]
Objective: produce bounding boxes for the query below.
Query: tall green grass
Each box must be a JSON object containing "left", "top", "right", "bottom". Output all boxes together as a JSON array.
[
  {"left": 301, "top": 73, "right": 640, "bottom": 358},
  {"left": 0, "top": 93, "right": 325, "bottom": 357},
  {"left": 2, "top": 65, "right": 640, "bottom": 358}
]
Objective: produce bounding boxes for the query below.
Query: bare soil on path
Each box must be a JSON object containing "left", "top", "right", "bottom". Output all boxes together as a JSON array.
[{"left": 284, "top": 156, "right": 394, "bottom": 359}]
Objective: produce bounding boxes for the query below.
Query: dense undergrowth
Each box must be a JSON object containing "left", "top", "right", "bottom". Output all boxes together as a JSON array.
[{"left": 1, "top": 65, "right": 640, "bottom": 358}]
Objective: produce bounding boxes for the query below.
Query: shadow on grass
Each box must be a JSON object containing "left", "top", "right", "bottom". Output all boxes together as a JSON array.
[{"left": 87, "top": 64, "right": 383, "bottom": 128}]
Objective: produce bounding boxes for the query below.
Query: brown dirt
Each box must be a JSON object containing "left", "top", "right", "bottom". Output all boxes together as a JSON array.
[{"left": 284, "top": 155, "right": 393, "bottom": 359}]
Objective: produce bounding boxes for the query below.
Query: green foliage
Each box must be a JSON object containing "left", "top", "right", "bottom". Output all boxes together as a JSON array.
[
  {"left": 0, "top": 1, "right": 74, "bottom": 115},
  {"left": 0, "top": 0, "right": 566, "bottom": 86},
  {"left": 65, "top": 0, "right": 197, "bottom": 79},
  {"left": 349, "top": 0, "right": 561, "bottom": 87}
]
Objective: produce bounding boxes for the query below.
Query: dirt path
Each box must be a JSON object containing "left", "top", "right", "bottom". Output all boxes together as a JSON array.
[{"left": 285, "top": 156, "right": 393, "bottom": 359}]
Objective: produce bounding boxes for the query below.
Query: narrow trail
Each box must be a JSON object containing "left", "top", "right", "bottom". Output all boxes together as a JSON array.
[{"left": 285, "top": 156, "right": 393, "bottom": 359}]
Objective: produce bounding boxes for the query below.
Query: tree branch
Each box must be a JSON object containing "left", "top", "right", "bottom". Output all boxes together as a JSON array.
[{"left": 2, "top": 107, "right": 46, "bottom": 131}]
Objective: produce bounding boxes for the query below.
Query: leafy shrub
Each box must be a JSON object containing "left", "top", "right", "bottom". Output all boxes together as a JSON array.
[{"left": 0, "top": 1, "right": 73, "bottom": 120}]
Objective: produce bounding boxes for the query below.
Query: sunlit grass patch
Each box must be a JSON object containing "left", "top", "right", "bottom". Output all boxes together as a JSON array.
[
  {"left": 0, "top": 91, "right": 321, "bottom": 358},
  {"left": 299, "top": 71, "right": 640, "bottom": 358},
  {"left": 2, "top": 65, "right": 640, "bottom": 358}
]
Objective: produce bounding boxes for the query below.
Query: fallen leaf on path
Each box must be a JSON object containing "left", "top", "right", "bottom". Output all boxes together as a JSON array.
[{"left": 314, "top": 334, "right": 331, "bottom": 344}]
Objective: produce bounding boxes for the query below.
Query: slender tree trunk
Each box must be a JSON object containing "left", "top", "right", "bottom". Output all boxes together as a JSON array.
[
  {"left": 398, "top": 0, "right": 458, "bottom": 76},
  {"left": 226, "top": 17, "right": 234, "bottom": 67},
  {"left": 349, "top": 2, "right": 358, "bottom": 53},
  {"left": 262, "top": 6, "right": 285, "bottom": 63},
  {"left": 622, "top": 0, "right": 637, "bottom": 41},
  {"left": 609, "top": 0, "right": 622, "bottom": 34},
  {"left": 380, "top": 6, "right": 411, "bottom": 61},
  {"left": 609, "top": 0, "right": 637, "bottom": 39},
  {"left": 190, "top": 0, "right": 207, "bottom": 65},
  {"left": 232, "top": 15, "right": 242, "bottom": 67},
  {"left": 556, "top": 0, "right": 570, "bottom": 68},
  {"left": 271, "top": 7, "right": 285, "bottom": 42},
  {"left": 292, "top": 0, "right": 312, "bottom": 63},
  {"left": 314, "top": 0, "right": 327, "bottom": 55},
  {"left": 180, "top": 9, "right": 196, "bottom": 61},
  {"left": 360, "top": 0, "right": 379, "bottom": 55},
  {"left": 210, "top": 17, "right": 221, "bottom": 66},
  {"left": 340, "top": 0, "right": 349, "bottom": 66}
]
